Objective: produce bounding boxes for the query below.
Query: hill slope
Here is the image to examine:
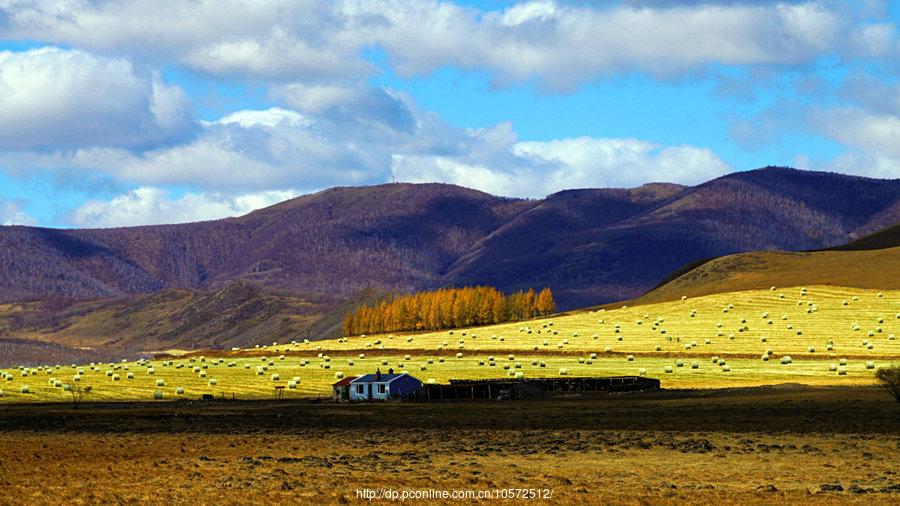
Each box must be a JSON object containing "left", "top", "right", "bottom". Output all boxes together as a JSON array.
[
  {"left": 634, "top": 222, "right": 900, "bottom": 305},
  {"left": 0, "top": 282, "right": 340, "bottom": 352},
  {"left": 0, "top": 167, "right": 898, "bottom": 311}
]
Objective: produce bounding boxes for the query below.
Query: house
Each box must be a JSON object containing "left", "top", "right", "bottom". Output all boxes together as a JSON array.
[
  {"left": 331, "top": 375, "right": 358, "bottom": 402},
  {"left": 348, "top": 370, "right": 422, "bottom": 401}
]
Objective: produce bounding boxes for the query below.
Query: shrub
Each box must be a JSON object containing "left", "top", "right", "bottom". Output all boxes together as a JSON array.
[{"left": 874, "top": 366, "right": 899, "bottom": 401}]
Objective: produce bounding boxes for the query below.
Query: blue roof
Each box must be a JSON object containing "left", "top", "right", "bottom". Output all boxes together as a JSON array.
[{"left": 350, "top": 373, "right": 411, "bottom": 383}]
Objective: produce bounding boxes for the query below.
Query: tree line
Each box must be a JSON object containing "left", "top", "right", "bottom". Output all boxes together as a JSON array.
[{"left": 343, "top": 286, "right": 555, "bottom": 336}]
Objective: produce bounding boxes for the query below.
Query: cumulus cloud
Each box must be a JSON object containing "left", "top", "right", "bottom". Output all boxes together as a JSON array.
[
  {"left": 2, "top": 1, "right": 894, "bottom": 88},
  {"left": 0, "top": 47, "right": 194, "bottom": 150},
  {"left": 0, "top": 103, "right": 400, "bottom": 191},
  {"left": 812, "top": 107, "right": 900, "bottom": 159},
  {"left": 0, "top": 0, "right": 368, "bottom": 81},
  {"left": 342, "top": 0, "right": 892, "bottom": 90},
  {"left": 69, "top": 187, "right": 299, "bottom": 227},
  {"left": 0, "top": 199, "right": 36, "bottom": 226},
  {"left": 805, "top": 104, "right": 900, "bottom": 180},
  {"left": 393, "top": 129, "right": 731, "bottom": 198}
]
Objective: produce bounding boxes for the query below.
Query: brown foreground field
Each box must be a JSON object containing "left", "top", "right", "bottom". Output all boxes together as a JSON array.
[{"left": 0, "top": 385, "right": 898, "bottom": 505}]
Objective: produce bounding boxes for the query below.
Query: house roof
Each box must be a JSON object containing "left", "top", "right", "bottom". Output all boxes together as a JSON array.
[
  {"left": 331, "top": 376, "right": 358, "bottom": 387},
  {"left": 350, "top": 372, "right": 412, "bottom": 383}
]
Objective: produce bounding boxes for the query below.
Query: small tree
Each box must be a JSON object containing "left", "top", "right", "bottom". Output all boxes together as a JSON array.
[
  {"left": 535, "top": 287, "right": 556, "bottom": 316},
  {"left": 875, "top": 366, "right": 900, "bottom": 402},
  {"left": 69, "top": 384, "right": 92, "bottom": 409}
]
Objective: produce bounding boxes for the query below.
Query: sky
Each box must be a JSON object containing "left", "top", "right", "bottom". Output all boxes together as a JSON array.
[{"left": 0, "top": 0, "right": 898, "bottom": 228}]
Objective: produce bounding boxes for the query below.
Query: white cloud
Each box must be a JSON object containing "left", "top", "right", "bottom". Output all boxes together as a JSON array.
[
  {"left": 69, "top": 187, "right": 299, "bottom": 227},
  {"left": 807, "top": 104, "right": 900, "bottom": 180},
  {"left": 820, "top": 152, "right": 900, "bottom": 180},
  {"left": 1, "top": 1, "right": 894, "bottom": 88},
  {"left": 0, "top": 199, "right": 36, "bottom": 226},
  {"left": 813, "top": 107, "right": 900, "bottom": 159},
  {"left": 393, "top": 132, "right": 731, "bottom": 198},
  {"left": 342, "top": 0, "right": 891, "bottom": 90},
  {"left": 0, "top": 0, "right": 367, "bottom": 81},
  {"left": 214, "top": 107, "right": 312, "bottom": 129},
  {"left": 0, "top": 47, "right": 194, "bottom": 150}
]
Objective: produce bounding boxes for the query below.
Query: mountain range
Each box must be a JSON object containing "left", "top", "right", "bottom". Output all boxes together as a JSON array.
[{"left": 1, "top": 167, "right": 898, "bottom": 311}]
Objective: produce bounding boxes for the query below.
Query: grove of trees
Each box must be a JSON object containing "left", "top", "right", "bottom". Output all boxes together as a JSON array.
[{"left": 343, "top": 286, "right": 555, "bottom": 336}]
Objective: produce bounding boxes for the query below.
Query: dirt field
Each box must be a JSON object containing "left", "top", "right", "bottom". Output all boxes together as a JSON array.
[{"left": 0, "top": 385, "right": 897, "bottom": 504}]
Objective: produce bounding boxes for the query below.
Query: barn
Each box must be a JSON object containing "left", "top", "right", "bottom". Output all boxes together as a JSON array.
[{"left": 348, "top": 370, "right": 422, "bottom": 401}]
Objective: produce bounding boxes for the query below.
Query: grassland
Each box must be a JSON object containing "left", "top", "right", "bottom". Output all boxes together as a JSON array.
[
  {"left": 0, "top": 285, "right": 896, "bottom": 403},
  {"left": 0, "top": 387, "right": 897, "bottom": 504}
]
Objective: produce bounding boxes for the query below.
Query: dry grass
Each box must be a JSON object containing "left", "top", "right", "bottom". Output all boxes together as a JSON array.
[{"left": 0, "top": 387, "right": 896, "bottom": 504}]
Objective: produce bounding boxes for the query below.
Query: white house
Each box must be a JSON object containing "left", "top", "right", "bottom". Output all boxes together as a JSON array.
[{"left": 348, "top": 370, "right": 422, "bottom": 401}]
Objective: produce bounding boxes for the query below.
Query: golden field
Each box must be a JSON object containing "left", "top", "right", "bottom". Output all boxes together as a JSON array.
[{"left": 0, "top": 285, "right": 897, "bottom": 403}]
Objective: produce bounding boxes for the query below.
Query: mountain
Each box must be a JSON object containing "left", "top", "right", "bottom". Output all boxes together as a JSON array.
[{"left": 1, "top": 167, "right": 898, "bottom": 313}]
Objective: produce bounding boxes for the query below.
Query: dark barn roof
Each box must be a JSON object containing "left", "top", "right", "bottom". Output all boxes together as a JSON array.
[{"left": 351, "top": 373, "right": 410, "bottom": 383}]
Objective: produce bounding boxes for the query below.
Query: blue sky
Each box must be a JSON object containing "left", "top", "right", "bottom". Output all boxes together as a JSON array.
[{"left": 0, "top": 0, "right": 898, "bottom": 228}]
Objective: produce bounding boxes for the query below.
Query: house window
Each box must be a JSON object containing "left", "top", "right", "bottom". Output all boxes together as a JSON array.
[
  {"left": 378, "top": 384, "right": 386, "bottom": 394},
  {"left": 356, "top": 384, "right": 364, "bottom": 394}
]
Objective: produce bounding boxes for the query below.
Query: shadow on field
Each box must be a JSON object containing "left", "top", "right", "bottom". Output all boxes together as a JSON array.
[{"left": 1, "top": 384, "right": 897, "bottom": 435}]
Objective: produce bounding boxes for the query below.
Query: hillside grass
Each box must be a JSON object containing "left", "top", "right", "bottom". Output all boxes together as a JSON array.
[{"left": 1, "top": 285, "right": 896, "bottom": 403}]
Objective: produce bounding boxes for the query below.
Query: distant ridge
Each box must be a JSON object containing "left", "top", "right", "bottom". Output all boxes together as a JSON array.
[{"left": 0, "top": 167, "right": 898, "bottom": 312}]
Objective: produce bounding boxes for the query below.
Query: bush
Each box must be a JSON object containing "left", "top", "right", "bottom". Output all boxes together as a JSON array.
[{"left": 875, "top": 366, "right": 899, "bottom": 401}]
